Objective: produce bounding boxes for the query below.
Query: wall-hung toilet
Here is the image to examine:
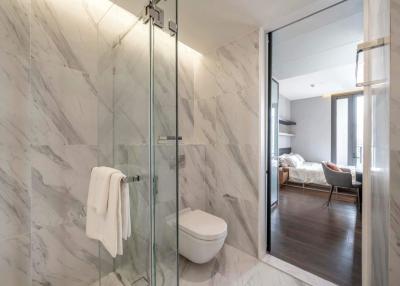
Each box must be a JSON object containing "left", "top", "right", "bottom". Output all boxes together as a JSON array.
[{"left": 178, "top": 208, "right": 227, "bottom": 264}]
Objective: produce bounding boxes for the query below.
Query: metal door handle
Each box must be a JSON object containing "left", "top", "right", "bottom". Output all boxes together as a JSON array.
[{"left": 355, "top": 37, "right": 390, "bottom": 87}]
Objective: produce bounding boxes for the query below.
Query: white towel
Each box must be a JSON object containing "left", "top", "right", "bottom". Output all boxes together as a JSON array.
[
  {"left": 121, "top": 182, "right": 131, "bottom": 240},
  {"left": 86, "top": 168, "right": 131, "bottom": 257},
  {"left": 88, "top": 166, "right": 120, "bottom": 215}
]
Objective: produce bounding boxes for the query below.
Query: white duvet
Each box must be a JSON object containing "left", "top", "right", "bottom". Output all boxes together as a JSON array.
[{"left": 287, "top": 162, "right": 356, "bottom": 186}]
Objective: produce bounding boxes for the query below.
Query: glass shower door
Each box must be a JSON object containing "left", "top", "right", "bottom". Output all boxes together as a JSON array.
[
  {"left": 270, "top": 79, "right": 279, "bottom": 206},
  {"left": 151, "top": 0, "right": 178, "bottom": 285},
  {"left": 96, "top": 1, "right": 178, "bottom": 285}
]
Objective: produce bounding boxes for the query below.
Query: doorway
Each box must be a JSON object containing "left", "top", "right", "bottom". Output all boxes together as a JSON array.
[{"left": 265, "top": 1, "right": 363, "bottom": 285}]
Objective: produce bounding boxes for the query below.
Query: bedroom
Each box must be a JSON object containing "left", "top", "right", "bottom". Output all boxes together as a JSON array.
[{"left": 267, "top": 1, "right": 363, "bottom": 285}]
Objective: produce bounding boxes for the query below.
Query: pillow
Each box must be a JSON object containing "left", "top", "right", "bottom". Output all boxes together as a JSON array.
[
  {"left": 293, "top": 154, "right": 305, "bottom": 164},
  {"left": 278, "top": 156, "right": 289, "bottom": 167},
  {"left": 326, "top": 162, "right": 342, "bottom": 172},
  {"left": 285, "top": 154, "right": 301, "bottom": 168}
]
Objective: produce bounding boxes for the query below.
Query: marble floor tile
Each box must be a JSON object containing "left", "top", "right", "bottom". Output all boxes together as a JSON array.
[
  {"left": 90, "top": 272, "right": 124, "bottom": 286},
  {"left": 180, "top": 244, "right": 308, "bottom": 286},
  {"left": 263, "top": 255, "right": 336, "bottom": 286}
]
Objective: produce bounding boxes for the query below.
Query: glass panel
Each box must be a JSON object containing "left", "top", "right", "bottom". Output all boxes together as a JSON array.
[
  {"left": 270, "top": 80, "right": 279, "bottom": 205},
  {"left": 97, "top": 1, "right": 152, "bottom": 285},
  {"left": 96, "top": 0, "right": 178, "bottom": 285},
  {"left": 355, "top": 96, "right": 364, "bottom": 169},
  {"left": 336, "top": 98, "right": 349, "bottom": 166},
  {"left": 152, "top": 0, "right": 178, "bottom": 285}
]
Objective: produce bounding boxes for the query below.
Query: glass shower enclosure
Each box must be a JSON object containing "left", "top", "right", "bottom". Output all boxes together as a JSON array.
[{"left": 97, "top": 0, "right": 178, "bottom": 285}]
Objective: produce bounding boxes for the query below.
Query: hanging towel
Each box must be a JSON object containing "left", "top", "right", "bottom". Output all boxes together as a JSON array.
[
  {"left": 87, "top": 166, "right": 120, "bottom": 215},
  {"left": 86, "top": 169, "right": 131, "bottom": 257},
  {"left": 121, "top": 181, "right": 131, "bottom": 240}
]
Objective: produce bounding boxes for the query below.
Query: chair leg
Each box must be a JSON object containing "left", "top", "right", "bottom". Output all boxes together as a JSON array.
[
  {"left": 326, "top": 185, "right": 334, "bottom": 206},
  {"left": 356, "top": 188, "right": 361, "bottom": 212}
]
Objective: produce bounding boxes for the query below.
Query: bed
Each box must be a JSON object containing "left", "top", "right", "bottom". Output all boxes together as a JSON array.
[{"left": 279, "top": 148, "right": 356, "bottom": 186}]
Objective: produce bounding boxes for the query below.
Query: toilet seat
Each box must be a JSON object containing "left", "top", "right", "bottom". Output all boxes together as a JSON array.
[
  {"left": 165, "top": 208, "right": 228, "bottom": 264},
  {"left": 179, "top": 209, "right": 227, "bottom": 241}
]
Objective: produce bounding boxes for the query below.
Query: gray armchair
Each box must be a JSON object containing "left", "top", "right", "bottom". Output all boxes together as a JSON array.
[{"left": 321, "top": 162, "right": 362, "bottom": 210}]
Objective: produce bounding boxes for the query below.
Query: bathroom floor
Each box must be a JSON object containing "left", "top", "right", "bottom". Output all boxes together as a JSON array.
[
  {"left": 179, "top": 244, "right": 307, "bottom": 286},
  {"left": 271, "top": 185, "right": 361, "bottom": 286},
  {"left": 95, "top": 244, "right": 308, "bottom": 286}
]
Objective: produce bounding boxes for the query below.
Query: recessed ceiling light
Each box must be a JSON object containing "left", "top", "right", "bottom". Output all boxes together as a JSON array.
[{"left": 310, "top": 84, "right": 315, "bottom": 88}]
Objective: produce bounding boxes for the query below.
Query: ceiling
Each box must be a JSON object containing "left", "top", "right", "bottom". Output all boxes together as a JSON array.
[
  {"left": 112, "top": 0, "right": 346, "bottom": 53},
  {"left": 273, "top": 0, "right": 363, "bottom": 100},
  {"left": 112, "top": 0, "right": 364, "bottom": 101},
  {"left": 179, "top": 0, "right": 345, "bottom": 53}
]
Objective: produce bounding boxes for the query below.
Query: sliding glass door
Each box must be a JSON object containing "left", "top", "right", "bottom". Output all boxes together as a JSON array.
[
  {"left": 270, "top": 79, "right": 279, "bottom": 206},
  {"left": 332, "top": 93, "right": 364, "bottom": 168}
]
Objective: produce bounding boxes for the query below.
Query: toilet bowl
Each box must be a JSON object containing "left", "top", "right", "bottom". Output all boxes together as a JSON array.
[{"left": 177, "top": 208, "right": 227, "bottom": 264}]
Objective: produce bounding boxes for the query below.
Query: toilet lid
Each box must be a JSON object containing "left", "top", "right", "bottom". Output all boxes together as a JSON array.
[{"left": 179, "top": 210, "right": 227, "bottom": 241}]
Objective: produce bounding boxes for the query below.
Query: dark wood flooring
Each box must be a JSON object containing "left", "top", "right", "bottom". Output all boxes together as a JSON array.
[{"left": 271, "top": 185, "right": 361, "bottom": 286}]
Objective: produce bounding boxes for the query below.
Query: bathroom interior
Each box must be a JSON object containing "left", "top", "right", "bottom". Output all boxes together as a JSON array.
[{"left": 0, "top": 0, "right": 399, "bottom": 285}]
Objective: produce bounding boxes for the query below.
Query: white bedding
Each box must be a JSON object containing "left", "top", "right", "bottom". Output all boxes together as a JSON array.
[{"left": 287, "top": 162, "right": 356, "bottom": 186}]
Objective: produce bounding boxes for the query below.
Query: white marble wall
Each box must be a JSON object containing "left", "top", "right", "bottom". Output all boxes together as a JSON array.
[
  {"left": 0, "top": 0, "right": 32, "bottom": 285},
  {"left": 0, "top": 0, "right": 122, "bottom": 285},
  {"left": 179, "top": 30, "right": 260, "bottom": 257},
  {"left": 389, "top": 0, "right": 400, "bottom": 284}
]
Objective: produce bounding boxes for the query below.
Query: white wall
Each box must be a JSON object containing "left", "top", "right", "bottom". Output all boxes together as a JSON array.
[
  {"left": 291, "top": 96, "right": 331, "bottom": 162},
  {"left": 278, "top": 94, "right": 292, "bottom": 149}
]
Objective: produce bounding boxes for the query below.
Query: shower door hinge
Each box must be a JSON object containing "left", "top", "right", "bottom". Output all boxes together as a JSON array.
[
  {"left": 153, "top": 175, "right": 159, "bottom": 198},
  {"left": 143, "top": 3, "right": 164, "bottom": 29},
  {"left": 168, "top": 21, "right": 177, "bottom": 36}
]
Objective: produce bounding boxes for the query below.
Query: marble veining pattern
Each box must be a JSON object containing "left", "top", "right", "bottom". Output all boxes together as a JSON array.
[
  {"left": 1, "top": 0, "right": 263, "bottom": 284},
  {"left": 390, "top": 0, "right": 400, "bottom": 284},
  {"left": 180, "top": 244, "right": 307, "bottom": 286},
  {"left": 180, "top": 29, "right": 260, "bottom": 257}
]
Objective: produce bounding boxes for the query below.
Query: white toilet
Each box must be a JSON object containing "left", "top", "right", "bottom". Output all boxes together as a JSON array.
[{"left": 177, "top": 208, "right": 227, "bottom": 264}]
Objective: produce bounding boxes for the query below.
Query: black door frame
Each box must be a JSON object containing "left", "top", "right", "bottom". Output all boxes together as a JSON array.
[
  {"left": 265, "top": 0, "right": 352, "bottom": 254},
  {"left": 266, "top": 32, "right": 272, "bottom": 252}
]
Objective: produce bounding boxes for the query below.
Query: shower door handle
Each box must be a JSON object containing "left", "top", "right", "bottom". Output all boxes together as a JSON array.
[
  {"left": 355, "top": 37, "right": 390, "bottom": 87},
  {"left": 158, "top": 136, "right": 182, "bottom": 143}
]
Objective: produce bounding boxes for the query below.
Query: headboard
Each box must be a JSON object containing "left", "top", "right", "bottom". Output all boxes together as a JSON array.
[{"left": 279, "top": 147, "right": 292, "bottom": 156}]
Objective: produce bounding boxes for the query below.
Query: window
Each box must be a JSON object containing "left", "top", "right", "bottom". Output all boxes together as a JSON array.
[{"left": 332, "top": 93, "right": 364, "bottom": 168}]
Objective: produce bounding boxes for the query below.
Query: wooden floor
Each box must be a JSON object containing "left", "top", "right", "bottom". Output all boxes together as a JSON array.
[{"left": 271, "top": 185, "right": 361, "bottom": 286}]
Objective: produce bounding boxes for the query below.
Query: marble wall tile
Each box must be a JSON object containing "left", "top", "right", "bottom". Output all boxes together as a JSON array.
[
  {"left": 216, "top": 90, "right": 259, "bottom": 145},
  {"left": 184, "top": 29, "right": 260, "bottom": 258},
  {"left": 31, "top": 144, "right": 97, "bottom": 230},
  {"left": 179, "top": 145, "right": 207, "bottom": 210},
  {"left": 193, "top": 97, "right": 216, "bottom": 145},
  {"left": 31, "top": 0, "right": 99, "bottom": 76},
  {"left": 194, "top": 54, "right": 220, "bottom": 101},
  {"left": 0, "top": 51, "right": 31, "bottom": 148},
  {"left": 180, "top": 97, "right": 195, "bottom": 143},
  {"left": 206, "top": 144, "right": 258, "bottom": 204},
  {"left": 0, "top": 234, "right": 31, "bottom": 286},
  {"left": 179, "top": 44, "right": 196, "bottom": 101},
  {"left": 32, "top": 219, "right": 112, "bottom": 286},
  {"left": 0, "top": 145, "right": 31, "bottom": 241},
  {"left": 207, "top": 191, "right": 258, "bottom": 257},
  {"left": 389, "top": 1, "right": 400, "bottom": 285},
  {"left": 214, "top": 31, "right": 259, "bottom": 97},
  {"left": 31, "top": 60, "right": 98, "bottom": 146},
  {"left": 0, "top": 0, "right": 30, "bottom": 56}
]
